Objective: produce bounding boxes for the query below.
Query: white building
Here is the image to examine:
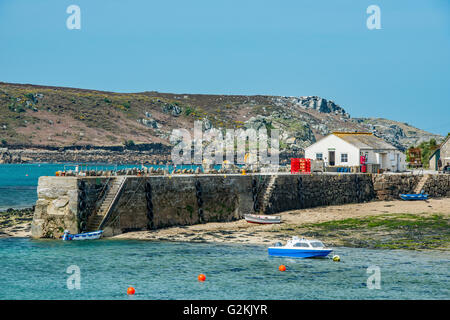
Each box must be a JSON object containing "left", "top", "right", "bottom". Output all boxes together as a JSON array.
[{"left": 305, "top": 132, "right": 406, "bottom": 172}]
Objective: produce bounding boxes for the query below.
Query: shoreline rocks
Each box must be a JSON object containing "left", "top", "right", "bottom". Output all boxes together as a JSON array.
[
  {"left": 0, "top": 148, "right": 172, "bottom": 164},
  {"left": 0, "top": 207, "right": 34, "bottom": 238}
]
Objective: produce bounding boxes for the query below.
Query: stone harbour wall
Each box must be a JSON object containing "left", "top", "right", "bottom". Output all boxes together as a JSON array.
[
  {"left": 102, "top": 176, "right": 252, "bottom": 237},
  {"left": 423, "top": 175, "right": 450, "bottom": 198},
  {"left": 372, "top": 174, "right": 450, "bottom": 200},
  {"left": 265, "top": 174, "right": 375, "bottom": 214},
  {"left": 31, "top": 177, "right": 78, "bottom": 238},
  {"left": 31, "top": 173, "right": 450, "bottom": 238}
]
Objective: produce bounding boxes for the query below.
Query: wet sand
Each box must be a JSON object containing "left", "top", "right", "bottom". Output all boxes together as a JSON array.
[
  {"left": 112, "top": 198, "right": 450, "bottom": 248},
  {"left": 0, "top": 224, "right": 31, "bottom": 238},
  {"left": 0, "top": 208, "right": 33, "bottom": 238}
]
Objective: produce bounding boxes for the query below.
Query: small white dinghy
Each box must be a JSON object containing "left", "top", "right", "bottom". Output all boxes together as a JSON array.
[
  {"left": 62, "top": 230, "right": 103, "bottom": 241},
  {"left": 244, "top": 214, "right": 281, "bottom": 224}
]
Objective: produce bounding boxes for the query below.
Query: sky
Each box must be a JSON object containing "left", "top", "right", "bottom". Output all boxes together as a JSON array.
[{"left": 0, "top": 0, "right": 449, "bottom": 135}]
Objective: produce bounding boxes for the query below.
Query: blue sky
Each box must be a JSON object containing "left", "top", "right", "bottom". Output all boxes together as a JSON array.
[{"left": 0, "top": 0, "right": 449, "bottom": 135}]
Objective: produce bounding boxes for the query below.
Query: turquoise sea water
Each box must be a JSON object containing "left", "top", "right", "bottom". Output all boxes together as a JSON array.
[
  {"left": 1, "top": 164, "right": 449, "bottom": 300},
  {"left": 0, "top": 164, "right": 202, "bottom": 210},
  {"left": 0, "top": 238, "right": 449, "bottom": 300},
  {"left": 0, "top": 164, "right": 67, "bottom": 210}
]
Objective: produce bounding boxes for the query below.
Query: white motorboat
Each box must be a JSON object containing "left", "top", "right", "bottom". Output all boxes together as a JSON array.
[{"left": 268, "top": 236, "right": 333, "bottom": 258}]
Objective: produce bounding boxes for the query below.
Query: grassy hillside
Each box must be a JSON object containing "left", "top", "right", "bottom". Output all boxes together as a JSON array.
[{"left": 0, "top": 82, "right": 443, "bottom": 152}]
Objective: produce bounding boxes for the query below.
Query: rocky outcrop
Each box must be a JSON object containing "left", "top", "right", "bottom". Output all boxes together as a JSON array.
[
  {"left": 139, "top": 118, "right": 160, "bottom": 129},
  {"left": 244, "top": 115, "right": 273, "bottom": 131},
  {"left": 243, "top": 112, "right": 316, "bottom": 152},
  {"left": 162, "top": 103, "right": 182, "bottom": 116},
  {"left": 272, "top": 96, "right": 349, "bottom": 117},
  {"left": 351, "top": 118, "right": 443, "bottom": 151},
  {"left": 0, "top": 148, "right": 22, "bottom": 164}
]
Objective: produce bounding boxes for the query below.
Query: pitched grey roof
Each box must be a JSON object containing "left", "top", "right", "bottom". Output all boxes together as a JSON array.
[
  {"left": 440, "top": 134, "right": 450, "bottom": 148},
  {"left": 333, "top": 132, "right": 397, "bottom": 150}
]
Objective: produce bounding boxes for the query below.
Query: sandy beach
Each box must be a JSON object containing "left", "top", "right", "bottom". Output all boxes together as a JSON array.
[{"left": 112, "top": 198, "right": 450, "bottom": 249}]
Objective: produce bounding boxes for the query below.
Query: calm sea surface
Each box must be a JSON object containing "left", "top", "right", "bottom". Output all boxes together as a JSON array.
[{"left": 0, "top": 238, "right": 449, "bottom": 300}]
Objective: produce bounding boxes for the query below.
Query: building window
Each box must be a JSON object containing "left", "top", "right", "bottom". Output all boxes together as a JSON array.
[
  {"left": 316, "top": 153, "right": 323, "bottom": 160},
  {"left": 341, "top": 153, "right": 348, "bottom": 163}
]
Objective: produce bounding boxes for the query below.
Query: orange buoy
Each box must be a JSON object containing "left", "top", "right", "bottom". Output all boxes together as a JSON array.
[
  {"left": 127, "top": 287, "right": 135, "bottom": 295},
  {"left": 279, "top": 265, "right": 286, "bottom": 272},
  {"left": 198, "top": 274, "right": 206, "bottom": 282}
]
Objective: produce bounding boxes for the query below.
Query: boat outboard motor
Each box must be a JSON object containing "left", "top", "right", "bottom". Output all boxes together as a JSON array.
[{"left": 62, "top": 230, "right": 71, "bottom": 241}]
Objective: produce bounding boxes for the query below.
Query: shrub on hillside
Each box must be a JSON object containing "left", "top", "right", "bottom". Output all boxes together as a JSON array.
[{"left": 124, "top": 140, "right": 135, "bottom": 148}]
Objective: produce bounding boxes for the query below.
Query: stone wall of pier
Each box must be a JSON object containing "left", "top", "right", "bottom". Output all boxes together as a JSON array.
[
  {"left": 422, "top": 174, "right": 450, "bottom": 197},
  {"left": 372, "top": 174, "right": 450, "bottom": 200},
  {"left": 31, "top": 177, "right": 79, "bottom": 238},
  {"left": 264, "top": 174, "right": 375, "bottom": 214},
  {"left": 101, "top": 176, "right": 252, "bottom": 236},
  {"left": 31, "top": 173, "right": 450, "bottom": 238}
]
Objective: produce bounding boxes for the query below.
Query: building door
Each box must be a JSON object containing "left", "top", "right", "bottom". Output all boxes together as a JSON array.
[
  {"left": 329, "top": 151, "right": 335, "bottom": 166},
  {"left": 379, "top": 153, "right": 388, "bottom": 169}
]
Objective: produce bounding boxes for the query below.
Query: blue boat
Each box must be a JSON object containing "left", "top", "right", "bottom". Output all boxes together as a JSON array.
[
  {"left": 268, "top": 236, "right": 333, "bottom": 258},
  {"left": 399, "top": 193, "right": 429, "bottom": 201},
  {"left": 62, "top": 230, "right": 104, "bottom": 241}
]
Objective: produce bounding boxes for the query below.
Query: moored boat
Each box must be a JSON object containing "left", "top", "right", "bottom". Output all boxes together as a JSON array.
[
  {"left": 268, "top": 236, "right": 333, "bottom": 258},
  {"left": 244, "top": 214, "right": 281, "bottom": 224},
  {"left": 62, "top": 230, "right": 104, "bottom": 241}
]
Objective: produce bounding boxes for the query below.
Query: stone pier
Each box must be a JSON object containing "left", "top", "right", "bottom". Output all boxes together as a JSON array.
[{"left": 31, "top": 173, "right": 450, "bottom": 239}]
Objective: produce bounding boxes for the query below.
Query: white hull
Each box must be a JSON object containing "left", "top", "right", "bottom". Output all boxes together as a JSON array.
[{"left": 244, "top": 214, "right": 281, "bottom": 224}]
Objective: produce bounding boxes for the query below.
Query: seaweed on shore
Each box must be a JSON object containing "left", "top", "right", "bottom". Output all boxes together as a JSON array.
[
  {"left": 277, "top": 213, "right": 450, "bottom": 250},
  {"left": 0, "top": 207, "right": 34, "bottom": 229}
]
